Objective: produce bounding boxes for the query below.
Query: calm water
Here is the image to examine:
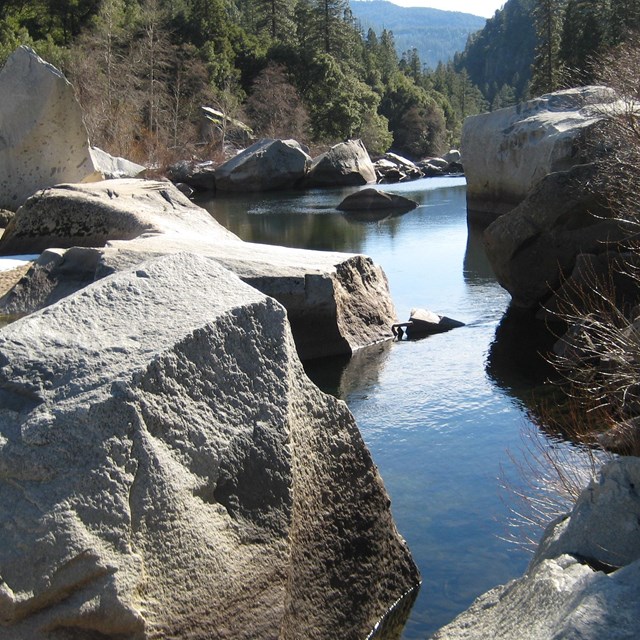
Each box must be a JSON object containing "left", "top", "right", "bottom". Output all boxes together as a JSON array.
[{"left": 197, "top": 179, "right": 590, "bottom": 638}]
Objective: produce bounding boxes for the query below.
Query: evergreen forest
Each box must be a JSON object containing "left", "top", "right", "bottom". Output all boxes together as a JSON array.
[{"left": 2, "top": 0, "right": 640, "bottom": 167}]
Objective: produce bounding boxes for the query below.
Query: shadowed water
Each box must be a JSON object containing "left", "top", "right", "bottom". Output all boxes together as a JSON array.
[{"left": 196, "top": 178, "right": 592, "bottom": 638}]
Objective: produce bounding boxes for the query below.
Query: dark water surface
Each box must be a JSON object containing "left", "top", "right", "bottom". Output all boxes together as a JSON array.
[{"left": 196, "top": 179, "right": 588, "bottom": 638}]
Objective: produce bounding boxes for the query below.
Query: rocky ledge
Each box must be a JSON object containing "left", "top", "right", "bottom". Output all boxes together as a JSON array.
[
  {"left": 0, "top": 252, "right": 419, "bottom": 639},
  {"left": 0, "top": 179, "right": 397, "bottom": 360},
  {"left": 433, "top": 457, "right": 640, "bottom": 639}
]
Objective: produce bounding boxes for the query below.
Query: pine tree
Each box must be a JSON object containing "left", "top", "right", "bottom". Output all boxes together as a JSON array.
[{"left": 531, "top": 0, "right": 566, "bottom": 96}]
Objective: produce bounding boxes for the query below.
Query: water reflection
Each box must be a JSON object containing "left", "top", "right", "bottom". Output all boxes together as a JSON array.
[{"left": 198, "top": 178, "right": 593, "bottom": 638}]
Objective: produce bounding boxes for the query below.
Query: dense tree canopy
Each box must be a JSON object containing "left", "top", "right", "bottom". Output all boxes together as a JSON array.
[{"left": 0, "top": 0, "right": 487, "bottom": 163}]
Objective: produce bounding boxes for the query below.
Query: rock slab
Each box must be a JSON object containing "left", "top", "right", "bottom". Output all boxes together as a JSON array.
[
  {"left": 432, "top": 457, "right": 640, "bottom": 640},
  {"left": 0, "top": 252, "right": 419, "bottom": 639},
  {"left": 0, "top": 179, "right": 397, "bottom": 359},
  {"left": 462, "top": 86, "right": 617, "bottom": 225}
]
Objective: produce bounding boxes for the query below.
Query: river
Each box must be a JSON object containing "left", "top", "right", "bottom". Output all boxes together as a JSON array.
[{"left": 197, "top": 177, "right": 593, "bottom": 638}]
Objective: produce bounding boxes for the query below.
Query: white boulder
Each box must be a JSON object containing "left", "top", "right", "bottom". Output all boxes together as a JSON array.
[
  {"left": 0, "top": 47, "right": 144, "bottom": 211},
  {"left": 0, "top": 252, "right": 419, "bottom": 638},
  {"left": 462, "top": 86, "right": 618, "bottom": 224}
]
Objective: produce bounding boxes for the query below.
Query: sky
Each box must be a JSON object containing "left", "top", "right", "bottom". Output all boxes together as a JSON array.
[{"left": 388, "top": 0, "right": 505, "bottom": 18}]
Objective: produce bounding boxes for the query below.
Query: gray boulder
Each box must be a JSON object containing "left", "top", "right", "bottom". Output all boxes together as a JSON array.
[
  {"left": 214, "top": 138, "right": 311, "bottom": 192},
  {"left": 0, "top": 179, "right": 397, "bottom": 360},
  {"left": 0, "top": 46, "right": 96, "bottom": 210},
  {"left": 304, "top": 140, "right": 376, "bottom": 187},
  {"left": 462, "top": 86, "right": 618, "bottom": 225},
  {"left": 432, "top": 457, "right": 640, "bottom": 640},
  {"left": 383, "top": 153, "right": 423, "bottom": 181},
  {"left": 0, "top": 47, "right": 146, "bottom": 211},
  {"left": 0, "top": 178, "right": 237, "bottom": 256},
  {"left": 337, "top": 188, "right": 418, "bottom": 212},
  {"left": 167, "top": 159, "right": 217, "bottom": 191},
  {"left": 0, "top": 252, "right": 419, "bottom": 639},
  {"left": 483, "top": 163, "right": 632, "bottom": 309}
]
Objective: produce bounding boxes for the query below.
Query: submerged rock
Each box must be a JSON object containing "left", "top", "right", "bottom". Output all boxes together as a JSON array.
[
  {"left": 0, "top": 252, "right": 419, "bottom": 639},
  {"left": 392, "top": 308, "right": 465, "bottom": 340},
  {"left": 0, "top": 179, "right": 397, "bottom": 359},
  {"left": 337, "top": 188, "right": 418, "bottom": 213}
]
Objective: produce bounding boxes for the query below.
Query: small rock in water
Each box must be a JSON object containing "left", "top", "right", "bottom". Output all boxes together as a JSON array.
[{"left": 393, "top": 307, "right": 465, "bottom": 339}]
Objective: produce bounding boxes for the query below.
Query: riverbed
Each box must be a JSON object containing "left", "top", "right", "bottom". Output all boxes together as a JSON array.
[{"left": 198, "top": 178, "right": 593, "bottom": 637}]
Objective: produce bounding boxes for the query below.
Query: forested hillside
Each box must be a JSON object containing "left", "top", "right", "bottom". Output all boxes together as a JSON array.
[
  {"left": 0, "top": 0, "right": 488, "bottom": 166},
  {"left": 454, "top": 0, "right": 640, "bottom": 108},
  {"left": 350, "top": 1, "right": 485, "bottom": 70}
]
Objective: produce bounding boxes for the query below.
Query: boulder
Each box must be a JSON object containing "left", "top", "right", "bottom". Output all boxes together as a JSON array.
[
  {"left": 0, "top": 179, "right": 398, "bottom": 360},
  {"left": 383, "top": 153, "right": 423, "bottom": 181},
  {"left": 0, "top": 178, "right": 237, "bottom": 256},
  {"left": 89, "top": 146, "right": 145, "bottom": 180},
  {"left": 0, "top": 47, "right": 146, "bottom": 211},
  {"left": 337, "top": 188, "right": 418, "bottom": 212},
  {"left": 0, "top": 46, "right": 97, "bottom": 210},
  {"left": 462, "top": 86, "right": 618, "bottom": 225},
  {"left": 374, "top": 159, "right": 404, "bottom": 183},
  {"left": 392, "top": 308, "right": 465, "bottom": 340},
  {"left": 483, "top": 163, "right": 633, "bottom": 309},
  {"left": 214, "top": 138, "right": 311, "bottom": 192},
  {"left": 432, "top": 457, "right": 640, "bottom": 640},
  {"left": 0, "top": 251, "right": 419, "bottom": 639},
  {"left": 167, "top": 159, "right": 217, "bottom": 191},
  {"left": 0, "top": 209, "right": 14, "bottom": 227},
  {"left": 443, "top": 149, "right": 462, "bottom": 164},
  {"left": 304, "top": 140, "right": 376, "bottom": 187}
]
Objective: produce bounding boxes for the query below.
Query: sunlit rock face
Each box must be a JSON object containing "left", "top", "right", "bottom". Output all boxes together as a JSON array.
[
  {"left": 0, "top": 252, "right": 419, "bottom": 639},
  {"left": 0, "top": 179, "right": 397, "bottom": 359},
  {"left": 304, "top": 139, "right": 377, "bottom": 187},
  {"left": 462, "top": 86, "right": 617, "bottom": 225},
  {"left": 0, "top": 47, "right": 144, "bottom": 211},
  {"left": 432, "top": 457, "right": 640, "bottom": 640},
  {"left": 0, "top": 46, "right": 97, "bottom": 210}
]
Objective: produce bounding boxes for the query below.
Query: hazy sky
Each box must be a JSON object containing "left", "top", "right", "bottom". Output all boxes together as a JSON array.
[{"left": 389, "top": 0, "right": 505, "bottom": 18}]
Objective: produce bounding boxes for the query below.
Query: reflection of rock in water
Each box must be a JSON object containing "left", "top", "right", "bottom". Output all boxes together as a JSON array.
[
  {"left": 304, "top": 341, "right": 393, "bottom": 400},
  {"left": 486, "top": 305, "right": 558, "bottom": 406},
  {"left": 463, "top": 222, "right": 497, "bottom": 285},
  {"left": 367, "top": 585, "right": 420, "bottom": 640}
]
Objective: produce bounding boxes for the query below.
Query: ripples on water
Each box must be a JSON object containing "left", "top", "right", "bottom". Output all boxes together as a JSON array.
[{"left": 198, "top": 178, "right": 595, "bottom": 638}]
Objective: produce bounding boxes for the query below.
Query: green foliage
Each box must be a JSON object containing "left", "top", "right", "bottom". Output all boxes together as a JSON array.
[{"left": 530, "top": 0, "right": 567, "bottom": 95}]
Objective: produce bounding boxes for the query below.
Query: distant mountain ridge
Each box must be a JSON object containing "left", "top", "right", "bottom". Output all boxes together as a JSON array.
[{"left": 350, "top": 1, "right": 486, "bottom": 70}]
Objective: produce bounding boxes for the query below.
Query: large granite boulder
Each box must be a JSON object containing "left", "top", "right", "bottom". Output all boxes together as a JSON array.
[
  {"left": 483, "top": 163, "right": 633, "bottom": 308},
  {"left": 0, "top": 252, "right": 419, "bottom": 639},
  {"left": 0, "top": 179, "right": 397, "bottom": 359},
  {"left": 432, "top": 457, "right": 640, "bottom": 639},
  {"left": 304, "top": 140, "right": 376, "bottom": 187},
  {"left": 0, "top": 47, "right": 144, "bottom": 211},
  {"left": 214, "top": 138, "right": 311, "bottom": 192},
  {"left": 0, "top": 179, "right": 236, "bottom": 256},
  {"left": 462, "top": 86, "right": 618, "bottom": 225}
]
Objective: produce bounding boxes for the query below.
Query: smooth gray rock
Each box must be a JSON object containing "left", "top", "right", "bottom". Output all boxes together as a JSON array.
[
  {"left": 462, "top": 86, "right": 618, "bottom": 225},
  {"left": 483, "top": 164, "right": 632, "bottom": 308},
  {"left": 433, "top": 457, "right": 640, "bottom": 639},
  {"left": 0, "top": 252, "right": 419, "bottom": 639},
  {"left": 305, "top": 140, "right": 376, "bottom": 187},
  {"left": 214, "top": 138, "right": 311, "bottom": 192},
  {"left": 0, "top": 47, "right": 98, "bottom": 210},
  {"left": 337, "top": 188, "right": 417, "bottom": 212},
  {"left": 0, "top": 179, "right": 237, "bottom": 256},
  {"left": 167, "top": 160, "right": 216, "bottom": 191},
  {"left": 0, "top": 179, "right": 397, "bottom": 359}
]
